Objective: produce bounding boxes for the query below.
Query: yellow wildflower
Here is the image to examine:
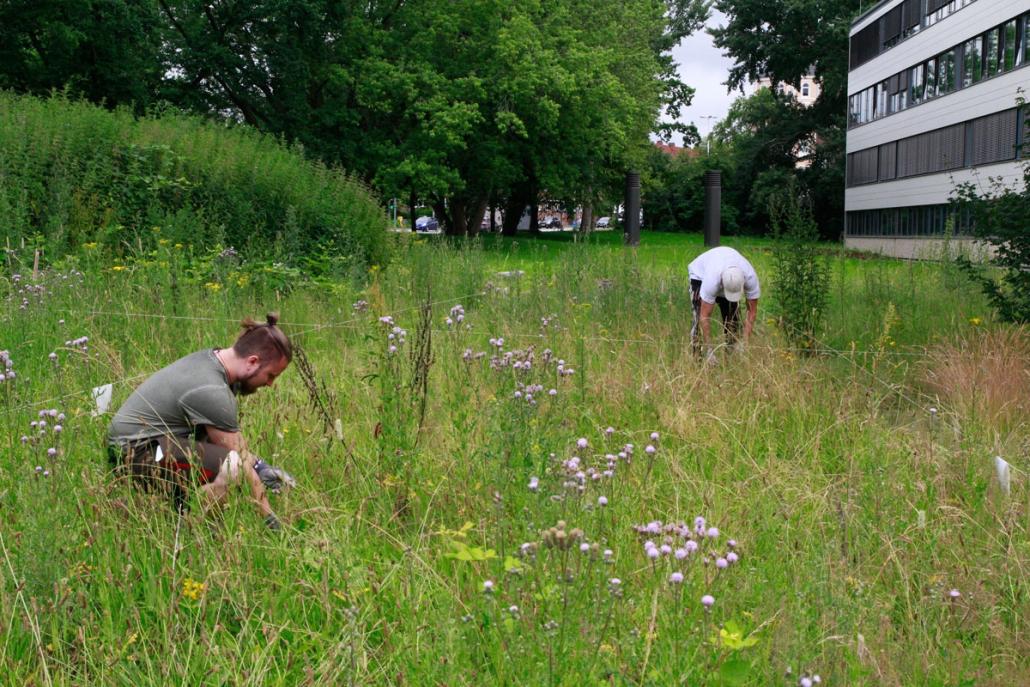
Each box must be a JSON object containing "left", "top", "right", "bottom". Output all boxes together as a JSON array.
[
  {"left": 182, "top": 577, "right": 206, "bottom": 601},
  {"left": 111, "top": 265, "right": 127, "bottom": 272},
  {"left": 204, "top": 282, "right": 222, "bottom": 292},
  {"left": 175, "top": 243, "right": 184, "bottom": 249},
  {"left": 84, "top": 242, "right": 98, "bottom": 250},
  {"left": 968, "top": 317, "right": 982, "bottom": 326},
  {"left": 158, "top": 239, "right": 170, "bottom": 246}
]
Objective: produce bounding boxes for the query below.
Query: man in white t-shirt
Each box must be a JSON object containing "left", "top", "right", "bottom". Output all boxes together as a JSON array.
[{"left": 687, "top": 246, "right": 761, "bottom": 358}]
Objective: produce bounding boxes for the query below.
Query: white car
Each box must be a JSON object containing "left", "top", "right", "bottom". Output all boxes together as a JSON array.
[{"left": 596, "top": 216, "right": 611, "bottom": 229}]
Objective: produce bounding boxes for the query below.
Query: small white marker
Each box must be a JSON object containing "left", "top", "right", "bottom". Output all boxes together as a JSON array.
[
  {"left": 91, "top": 383, "right": 113, "bottom": 416},
  {"left": 154, "top": 445, "right": 164, "bottom": 462},
  {"left": 334, "top": 418, "right": 344, "bottom": 441},
  {"left": 994, "top": 456, "right": 1011, "bottom": 496}
]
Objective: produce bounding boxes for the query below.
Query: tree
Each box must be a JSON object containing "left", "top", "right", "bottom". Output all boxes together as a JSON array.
[
  {"left": 953, "top": 158, "right": 1030, "bottom": 323},
  {"left": 0, "top": 0, "right": 165, "bottom": 110},
  {"left": 709, "top": 0, "right": 862, "bottom": 237}
]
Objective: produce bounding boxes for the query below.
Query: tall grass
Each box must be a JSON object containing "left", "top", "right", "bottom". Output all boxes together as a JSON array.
[
  {"left": 0, "top": 92, "right": 390, "bottom": 267},
  {"left": 0, "top": 236, "right": 1025, "bottom": 685}
]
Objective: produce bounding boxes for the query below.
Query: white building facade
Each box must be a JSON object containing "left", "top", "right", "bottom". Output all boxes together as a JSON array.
[{"left": 845, "top": 0, "right": 1029, "bottom": 258}]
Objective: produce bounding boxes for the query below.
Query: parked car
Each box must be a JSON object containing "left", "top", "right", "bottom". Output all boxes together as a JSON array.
[
  {"left": 596, "top": 216, "right": 611, "bottom": 229},
  {"left": 542, "top": 216, "right": 562, "bottom": 229},
  {"left": 415, "top": 216, "right": 440, "bottom": 233}
]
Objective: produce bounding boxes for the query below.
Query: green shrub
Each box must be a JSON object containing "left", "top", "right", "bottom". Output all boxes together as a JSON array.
[
  {"left": 953, "top": 160, "right": 1030, "bottom": 324},
  {"left": 0, "top": 92, "right": 390, "bottom": 268},
  {"left": 768, "top": 178, "right": 831, "bottom": 350}
]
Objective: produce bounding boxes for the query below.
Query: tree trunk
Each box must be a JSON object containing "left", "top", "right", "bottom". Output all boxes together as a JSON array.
[
  {"left": 502, "top": 197, "right": 522, "bottom": 236},
  {"left": 529, "top": 198, "right": 539, "bottom": 234},
  {"left": 489, "top": 200, "right": 497, "bottom": 233},
  {"left": 469, "top": 197, "right": 488, "bottom": 237},
  {"left": 580, "top": 203, "right": 593, "bottom": 235}
]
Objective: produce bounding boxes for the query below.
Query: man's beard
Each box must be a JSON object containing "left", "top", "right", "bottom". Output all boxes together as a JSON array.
[{"left": 232, "top": 377, "right": 261, "bottom": 396}]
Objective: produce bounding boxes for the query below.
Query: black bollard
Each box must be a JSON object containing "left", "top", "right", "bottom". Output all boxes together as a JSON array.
[
  {"left": 624, "top": 171, "right": 640, "bottom": 246},
  {"left": 703, "top": 170, "right": 721, "bottom": 247}
]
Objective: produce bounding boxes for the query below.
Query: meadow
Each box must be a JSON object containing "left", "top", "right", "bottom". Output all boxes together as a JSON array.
[{"left": 0, "top": 231, "right": 1027, "bottom": 686}]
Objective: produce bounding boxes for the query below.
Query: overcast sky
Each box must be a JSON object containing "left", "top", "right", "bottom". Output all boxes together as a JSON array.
[{"left": 664, "top": 10, "right": 744, "bottom": 146}]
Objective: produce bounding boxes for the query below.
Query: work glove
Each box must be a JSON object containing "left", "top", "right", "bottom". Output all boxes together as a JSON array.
[
  {"left": 264, "top": 513, "right": 282, "bottom": 531},
  {"left": 705, "top": 347, "right": 719, "bottom": 367},
  {"left": 253, "top": 459, "right": 296, "bottom": 494}
]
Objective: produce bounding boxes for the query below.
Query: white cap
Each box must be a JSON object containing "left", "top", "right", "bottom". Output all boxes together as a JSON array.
[{"left": 721, "top": 266, "right": 745, "bottom": 302}]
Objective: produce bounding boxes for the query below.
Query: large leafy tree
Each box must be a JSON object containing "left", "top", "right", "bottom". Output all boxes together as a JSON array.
[
  {"left": 709, "top": 0, "right": 861, "bottom": 237},
  {"left": 0, "top": 0, "right": 165, "bottom": 109}
]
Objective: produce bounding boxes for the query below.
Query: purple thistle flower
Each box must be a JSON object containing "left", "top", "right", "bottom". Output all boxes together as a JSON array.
[
  {"left": 35, "top": 465, "right": 42, "bottom": 473},
  {"left": 576, "top": 438, "right": 588, "bottom": 449},
  {"left": 579, "top": 542, "right": 590, "bottom": 553},
  {"left": 646, "top": 547, "right": 660, "bottom": 560},
  {"left": 726, "top": 552, "right": 739, "bottom": 564},
  {"left": 605, "top": 426, "right": 615, "bottom": 436},
  {"left": 706, "top": 527, "right": 719, "bottom": 539},
  {"left": 685, "top": 540, "right": 699, "bottom": 553},
  {"left": 47, "top": 448, "right": 57, "bottom": 457},
  {"left": 650, "top": 432, "right": 660, "bottom": 441},
  {"left": 20, "top": 435, "right": 28, "bottom": 444},
  {"left": 659, "top": 544, "right": 672, "bottom": 555},
  {"left": 43, "top": 470, "right": 50, "bottom": 477},
  {"left": 528, "top": 476, "right": 539, "bottom": 492},
  {"left": 603, "top": 549, "right": 613, "bottom": 561},
  {"left": 800, "top": 679, "right": 813, "bottom": 687},
  {"left": 675, "top": 548, "right": 688, "bottom": 560},
  {"left": 727, "top": 539, "right": 737, "bottom": 549},
  {"left": 597, "top": 496, "right": 608, "bottom": 506},
  {"left": 716, "top": 557, "right": 728, "bottom": 569},
  {"left": 701, "top": 594, "right": 715, "bottom": 609},
  {"left": 482, "top": 580, "right": 495, "bottom": 593},
  {"left": 548, "top": 388, "right": 557, "bottom": 396},
  {"left": 54, "top": 425, "right": 62, "bottom": 434},
  {"left": 669, "top": 572, "right": 684, "bottom": 584},
  {"left": 948, "top": 589, "right": 961, "bottom": 599},
  {"left": 645, "top": 445, "right": 656, "bottom": 455}
]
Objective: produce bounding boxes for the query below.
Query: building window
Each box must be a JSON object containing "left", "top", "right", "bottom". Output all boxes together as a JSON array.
[
  {"left": 924, "top": 57, "right": 937, "bottom": 99},
  {"left": 963, "top": 37, "right": 982, "bottom": 86},
  {"left": 938, "top": 49, "right": 956, "bottom": 94},
  {"left": 802, "top": 82, "right": 810, "bottom": 97},
  {"left": 1002, "top": 20, "right": 1017, "bottom": 72},
  {"left": 985, "top": 27, "right": 1000, "bottom": 77},
  {"left": 1024, "top": 15, "right": 1030, "bottom": 65}
]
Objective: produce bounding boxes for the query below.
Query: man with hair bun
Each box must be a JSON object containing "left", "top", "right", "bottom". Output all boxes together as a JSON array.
[{"left": 107, "top": 312, "right": 295, "bottom": 529}]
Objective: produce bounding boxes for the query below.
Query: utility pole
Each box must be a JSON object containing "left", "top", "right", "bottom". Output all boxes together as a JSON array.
[{"left": 699, "top": 115, "right": 718, "bottom": 156}]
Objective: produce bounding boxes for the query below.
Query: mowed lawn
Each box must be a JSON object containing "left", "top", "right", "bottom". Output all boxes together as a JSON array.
[{"left": 0, "top": 232, "right": 1025, "bottom": 686}]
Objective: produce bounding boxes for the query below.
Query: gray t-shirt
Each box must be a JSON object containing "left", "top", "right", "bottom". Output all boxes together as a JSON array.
[{"left": 107, "top": 349, "right": 240, "bottom": 446}]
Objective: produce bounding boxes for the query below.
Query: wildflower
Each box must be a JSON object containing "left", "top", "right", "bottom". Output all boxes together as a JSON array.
[
  {"left": 694, "top": 516, "right": 706, "bottom": 530},
  {"left": 727, "top": 539, "right": 737, "bottom": 549},
  {"left": 528, "top": 476, "right": 539, "bottom": 492},
  {"left": 579, "top": 543, "right": 590, "bottom": 553},
  {"left": 182, "top": 578, "right": 206, "bottom": 601},
  {"left": 603, "top": 549, "right": 613, "bottom": 561},
  {"left": 20, "top": 436, "right": 28, "bottom": 444},
  {"left": 646, "top": 547, "right": 660, "bottom": 560},
  {"left": 47, "top": 448, "right": 57, "bottom": 458},
  {"left": 597, "top": 496, "right": 608, "bottom": 507},
  {"left": 43, "top": 470, "right": 50, "bottom": 477},
  {"left": 706, "top": 527, "right": 719, "bottom": 539},
  {"left": 508, "top": 605, "right": 519, "bottom": 616},
  {"left": 701, "top": 594, "right": 715, "bottom": 609},
  {"left": 576, "top": 438, "right": 588, "bottom": 450},
  {"left": 35, "top": 465, "right": 42, "bottom": 473},
  {"left": 669, "top": 572, "right": 684, "bottom": 584},
  {"left": 812, "top": 677, "right": 821, "bottom": 684},
  {"left": 968, "top": 316, "right": 982, "bottom": 326},
  {"left": 54, "top": 425, "right": 62, "bottom": 434},
  {"left": 685, "top": 540, "right": 699, "bottom": 553},
  {"left": 548, "top": 389, "right": 557, "bottom": 396},
  {"left": 675, "top": 548, "right": 688, "bottom": 560},
  {"left": 948, "top": 589, "right": 961, "bottom": 599},
  {"left": 659, "top": 544, "right": 672, "bottom": 556},
  {"left": 726, "top": 552, "right": 739, "bottom": 564},
  {"left": 650, "top": 432, "right": 660, "bottom": 441},
  {"left": 48, "top": 352, "right": 58, "bottom": 362},
  {"left": 609, "top": 578, "right": 621, "bottom": 587},
  {"left": 387, "top": 345, "right": 398, "bottom": 355},
  {"left": 482, "top": 580, "right": 495, "bottom": 593},
  {"left": 800, "top": 679, "right": 813, "bottom": 687},
  {"left": 605, "top": 426, "right": 614, "bottom": 436},
  {"left": 645, "top": 444, "right": 656, "bottom": 455},
  {"left": 715, "top": 557, "right": 728, "bottom": 569}
]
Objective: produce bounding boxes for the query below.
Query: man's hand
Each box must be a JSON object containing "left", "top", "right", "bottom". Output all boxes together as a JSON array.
[{"left": 254, "top": 460, "right": 296, "bottom": 494}]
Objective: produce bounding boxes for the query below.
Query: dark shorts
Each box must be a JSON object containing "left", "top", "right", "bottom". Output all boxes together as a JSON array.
[
  {"left": 690, "top": 278, "right": 740, "bottom": 343},
  {"left": 108, "top": 436, "right": 229, "bottom": 507}
]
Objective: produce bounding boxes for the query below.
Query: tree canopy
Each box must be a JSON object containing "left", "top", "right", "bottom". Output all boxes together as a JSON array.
[{"left": 1, "top": 0, "right": 709, "bottom": 235}]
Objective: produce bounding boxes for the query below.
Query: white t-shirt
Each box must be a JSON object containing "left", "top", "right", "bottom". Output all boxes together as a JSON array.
[{"left": 687, "top": 247, "right": 761, "bottom": 304}]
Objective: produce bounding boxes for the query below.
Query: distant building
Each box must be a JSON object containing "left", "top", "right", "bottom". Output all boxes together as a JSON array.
[
  {"left": 844, "top": 0, "right": 1029, "bottom": 258},
  {"left": 751, "top": 69, "right": 822, "bottom": 108},
  {"left": 751, "top": 69, "right": 822, "bottom": 167},
  {"left": 654, "top": 142, "right": 701, "bottom": 159}
]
